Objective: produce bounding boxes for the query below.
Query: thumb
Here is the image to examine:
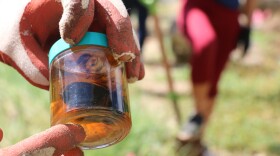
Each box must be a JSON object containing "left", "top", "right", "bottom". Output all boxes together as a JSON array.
[
  {"left": 1, "top": 124, "right": 85, "bottom": 156},
  {"left": 91, "top": 0, "right": 145, "bottom": 82},
  {"left": 59, "top": 0, "right": 95, "bottom": 44}
]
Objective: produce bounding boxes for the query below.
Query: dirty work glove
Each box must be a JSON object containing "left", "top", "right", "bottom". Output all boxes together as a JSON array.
[
  {"left": 0, "top": 124, "right": 86, "bottom": 156},
  {"left": 238, "top": 26, "right": 251, "bottom": 56},
  {"left": 0, "top": 0, "right": 145, "bottom": 90}
]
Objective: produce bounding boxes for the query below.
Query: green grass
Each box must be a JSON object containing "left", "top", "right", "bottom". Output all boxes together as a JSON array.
[
  {"left": 0, "top": 64, "right": 50, "bottom": 146},
  {"left": 206, "top": 66, "right": 280, "bottom": 154},
  {"left": 204, "top": 29, "right": 280, "bottom": 155}
]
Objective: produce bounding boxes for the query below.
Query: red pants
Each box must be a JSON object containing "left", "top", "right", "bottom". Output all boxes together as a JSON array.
[{"left": 177, "top": 0, "right": 240, "bottom": 97}]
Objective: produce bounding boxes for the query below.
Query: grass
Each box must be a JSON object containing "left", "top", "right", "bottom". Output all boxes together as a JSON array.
[
  {"left": 0, "top": 64, "right": 50, "bottom": 146},
  {"left": 205, "top": 29, "right": 280, "bottom": 155},
  {"left": 207, "top": 66, "right": 280, "bottom": 154}
]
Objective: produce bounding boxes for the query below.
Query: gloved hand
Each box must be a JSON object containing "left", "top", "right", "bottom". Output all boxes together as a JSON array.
[
  {"left": 238, "top": 26, "right": 251, "bottom": 56},
  {"left": 0, "top": 124, "right": 86, "bottom": 156},
  {"left": 0, "top": 0, "right": 145, "bottom": 90}
]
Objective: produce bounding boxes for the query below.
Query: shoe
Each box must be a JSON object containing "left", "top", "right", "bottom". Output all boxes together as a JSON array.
[{"left": 177, "top": 113, "right": 204, "bottom": 142}]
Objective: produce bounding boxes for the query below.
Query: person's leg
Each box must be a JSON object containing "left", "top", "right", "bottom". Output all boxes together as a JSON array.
[
  {"left": 192, "top": 83, "right": 215, "bottom": 124},
  {"left": 177, "top": 0, "right": 240, "bottom": 139},
  {"left": 177, "top": 6, "right": 219, "bottom": 141},
  {"left": 137, "top": 4, "right": 148, "bottom": 48},
  {"left": 177, "top": 3, "right": 240, "bottom": 156},
  {"left": 208, "top": 6, "right": 240, "bottom": 100},
  {"left": 200, "top": 7, "right": 239, "bottom": 139}
]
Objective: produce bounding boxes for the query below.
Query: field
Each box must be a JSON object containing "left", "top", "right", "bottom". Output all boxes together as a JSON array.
[{"left": 1, "top": 1, "right": 280, "bottom": 156}]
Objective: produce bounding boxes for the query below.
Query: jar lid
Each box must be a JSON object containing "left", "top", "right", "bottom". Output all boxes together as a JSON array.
[{"left": 49, "top": 32, "right": 108, "bottom": 65}]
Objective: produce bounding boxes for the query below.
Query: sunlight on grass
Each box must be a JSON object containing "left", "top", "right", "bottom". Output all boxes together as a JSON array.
[
  {"left": 0, "top": 64, "right": 49, "bottom": 147},
  {"left": 203, "top": 28, "right": 280, "bottom": 155}
]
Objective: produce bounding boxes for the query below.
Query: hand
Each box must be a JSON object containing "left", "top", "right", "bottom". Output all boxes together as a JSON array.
[
  {"left": 0, "top": 124, "right": 86, "bottom": 156},
  {"left": 0, "top": 0, "right": 145, "bottom": 90},
  {"left": 238, "top": 26, "right": 251, "bottom": 56}
]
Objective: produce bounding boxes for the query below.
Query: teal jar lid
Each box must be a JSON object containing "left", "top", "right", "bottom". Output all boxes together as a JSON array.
[{"left": 49, "top": 32, "right": 108, "bottom": 65}]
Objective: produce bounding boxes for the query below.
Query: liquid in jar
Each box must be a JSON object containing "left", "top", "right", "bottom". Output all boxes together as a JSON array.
[{"left": 49, "top": 32, "right": 131, "bottom": 149}]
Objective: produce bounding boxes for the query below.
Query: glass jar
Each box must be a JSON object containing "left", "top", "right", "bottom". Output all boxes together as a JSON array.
[{"left": 49, "top": 32, "right": 131, "bottom": 149}]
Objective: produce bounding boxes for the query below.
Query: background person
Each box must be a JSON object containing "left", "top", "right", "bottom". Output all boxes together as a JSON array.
[{"left": 176, "top": 0, "right": 256, "bottom": 154}]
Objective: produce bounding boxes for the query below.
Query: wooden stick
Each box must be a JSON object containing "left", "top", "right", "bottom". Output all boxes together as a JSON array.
[{"left": 153, "top": 14, "right": 181, "bottom": 125}]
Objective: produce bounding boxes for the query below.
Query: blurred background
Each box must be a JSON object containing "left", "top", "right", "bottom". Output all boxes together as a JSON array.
[{"left": 1, "top": 0, "right": 280, "bottom": 155}]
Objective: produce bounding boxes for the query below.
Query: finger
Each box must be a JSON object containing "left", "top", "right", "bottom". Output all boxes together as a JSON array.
[
  {"left": 125, "top": 30, "right": 144, "bottom": 82},
  {"left": 0, "top": 128, "right": 3, "bottom": 142},
  {"left": 2, "top": 124, "right": 85, "bottom": 156},
  {"left": 138, "top": 62, "right": 145, "bottom": 81},
  {"left": 59, "top": 0, "right": 95, "bottom": 44},
  {"left": 62, "top": 147, "right": 84, "bottom": 156},
  {"left": 125, "top": 57, "right": 145, "bottom": 83},
  {"left": 91, "top": 0, "right": 144, "bottom": 81},
  {"left": 100, "top": 0, "right": 140, "bottom": 62}
]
